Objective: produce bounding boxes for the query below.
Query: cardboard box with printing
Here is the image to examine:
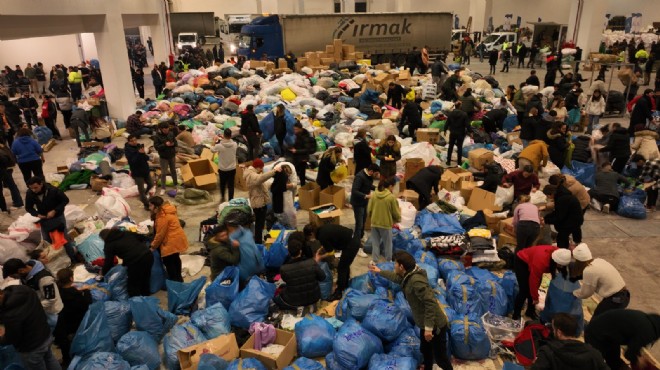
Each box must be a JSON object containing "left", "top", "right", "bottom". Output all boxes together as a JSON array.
[
  {"left": 308, "top": 204, "right": 342, "bottom": 227},
  {"left": 298, "top": 182, "right": 320, "bottom": 210},
  {"left": 468, "top": 148, "right": 495, "bottom": 171},
  {"left": 440, "top": 167, "right": 473, "bottom": 191}
]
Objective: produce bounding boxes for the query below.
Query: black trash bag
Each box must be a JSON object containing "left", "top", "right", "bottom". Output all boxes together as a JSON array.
[{"left": 316, "top": 90, "right": 330, "bottom": 101}]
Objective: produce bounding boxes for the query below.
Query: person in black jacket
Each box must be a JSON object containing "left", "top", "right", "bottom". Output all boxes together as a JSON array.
[
  {"left": 534, "top": 111, "right": 556, "bottom": 142},
  {"left": 153, "top": 121, "right": 178, "bottom": 193},
  {"left": 151, "top": 64, "right": 163, "bottom": 97},
  {"left": 306, "top": 223, "right": 361, "bottom": 301},
  {"left": 41, "top": 95, "right": 61, "bottom": 140},
  {"left": 289, "top": 122, "right": 316, "bottom": 186},
  {"left": 629, "top": 89, "right": 655, "bottom": 135},
  {"left": 132, "top": 67, "right": 145, "bottom": 99},
  {"left": 350, "top": 164, "right": 380, "bottom": 242},
  {"left": 316, "top": 147, "right": 342, "bottom": 190},
  {"left": 0, "top": 285, "right": 61, "bottom": 370},
  {"left": 586, "top": 309, "right": 660, "bottom": 370},
  {"left": 400, "top": 98, "right": 422, "bottom": 139},
  {"left": 444, "top": 102, "right": 470, "bottom": 166},
  {"left": 17, "top": 91, "right": 39, "bottom": 127},
  {"left": 99, "top": 228, "right": 153, "bottom": 297},
  {"left": 532, "top": 313, "right": 608, "bottom": 370},
  {"left": 546, "top": 122, "right": 569, "bottom": 169},
  {"left": 405, "top": 47, "right": 420, "bottom": 74},
  {"left": 543, "top": 184, "right": 583, "bottom": 248},
  {"left": 125, "top": 134, "right": 152, "bottom": 209},
  {"left": 488, "top": 49, "right": 499, "bottom": 75},
  {"left": 240, "top": 104, "right": 262, "bottom": 160},
  {"left": 25, "top": 176, "right": 76, "bottom": 263},
  {"left": 525, "top": 70, "right": 541, "bottom": 87},
  {"left": 482, "top": 107, "right": 507, "bottom": 134},
  {"left": 406, "top": 165, "right": 442, "bottom": 210},
  {"left": 386, "top": 82, "right": 405, "bottom": 109},
  {"left": 275, "top": 239, "right": 326, "bottom": 310},
  {"left": 54, "top": 268, "right": 92, "bottom": 368},
  {"left": 274, "top": 105, "right": 287, "bottom": 155},
  {"left": 599, "top": 123, "right": 631, "bottom": 173},
  {"left": 353, "top": 128, "right": 372, "bottom": 175},
  {"left": 520, "top": 107, "right": 540, "bottom": 146}
]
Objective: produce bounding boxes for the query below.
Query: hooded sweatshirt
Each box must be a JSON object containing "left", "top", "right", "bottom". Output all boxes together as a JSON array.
[
  {"left": 152, "top": 203, "right": 189, "bottom": 257},
  {"left": 212, "top": 138, "right": 237, "bottom": 171},
  {"left": 367, "top": 188, "right": 401, "bottom": 229},
  {"left": 10, "top": 136, "right": 42, "bottom": 163},
  {"left": 531, "top": 339, "right": 609, "bottom": 370},
  {"left": 0, "top": 285, "right": 52, "bottom": 352},
  {"left": 23, "top": 260, "right": 63, "bottom": 315}
]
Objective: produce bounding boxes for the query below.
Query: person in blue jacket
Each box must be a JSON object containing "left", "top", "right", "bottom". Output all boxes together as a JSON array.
[{"left": 11, "top": 128, "right": 44, "bottom": 184}]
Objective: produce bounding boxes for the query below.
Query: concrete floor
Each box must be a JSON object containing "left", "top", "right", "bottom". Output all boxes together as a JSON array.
[{"left": 3, "top": 57, "right": 659, "bottom": 361}]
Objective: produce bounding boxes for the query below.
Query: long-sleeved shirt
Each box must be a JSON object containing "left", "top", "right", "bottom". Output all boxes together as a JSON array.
[
  {"left": 513, "top": 202, "right": 541, "bottom": 230},
  {"left": 517, "top": 245, "right": 558, "bottom": 301},
  {"left": 502, "top": 170, "right": 540, "bottom": 199},
  {"left": 640, "top": 158, "right": 660, "bottom": 189},
  {"left": 573, "top": 258, "right": 625, "bottom": 299}
]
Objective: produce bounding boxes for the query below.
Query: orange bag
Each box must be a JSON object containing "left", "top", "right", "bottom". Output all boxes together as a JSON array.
[{"left": 49, "top": 230, "right": 67, "bottom": 250}]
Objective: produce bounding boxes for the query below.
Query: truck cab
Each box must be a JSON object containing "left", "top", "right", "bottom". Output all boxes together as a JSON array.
[
  {"left": 482, "top": 32, "right": 518, "bottom": 51},
  {"left": 177, "top": 32, "right": 204, "bottom": 52},
  {"left": 219, "top": 14, "right": 255, "bottom": 54},
  {"left": 237, "top": 15, "right": 284, "bottom": 60}
]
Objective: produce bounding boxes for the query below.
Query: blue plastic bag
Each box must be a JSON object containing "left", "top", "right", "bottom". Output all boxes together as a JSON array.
[
  {"left": 333, "top": 319, "right": 384, "bottom": 370},
  {"left": 540, "top": 275, "right": 584, "bottom": 335},
  {"left": 164, "top": 323, "right": 207, "bottom": 370},
  {"left": 415, "top": 210, "right": 465, "bottom": 237},
  {"left": 324, "top": 353, "right": 342, "bottom": 370},
  {"left": 392, "top": 229, "right": 424, "bottom": 255},
  {"left": 418, "top": 262, "right": 439, "bottom": 288},
  {"left": 205, "top": 266, "right": 239, "bottom": 310},
  {"left": 117, "top": 331, "right": 161, "bottom": 370},
  {"left": 477, "top": 280, "right": 509, "bottom": 316},
  {"left": 386, "top": 327, "right": 422, "bottom": 366},
  {"left": 78, "top": 233, "right": 105, "bottom": 264},
  {"left": 395, "top": 291, "right": 414, "bottom": 324},
  {"left": 503, "top": 115, "right": 518, "bottom": 132},
  {"left": 561, "top": 161, "right": 595, "bottom": 188},
  {"left": 447, "top": 270, "right": 477, "bottom": 289},
  {"left": 438, "top": 258, "right": 465, "bottom": 280},
  {"left": 198, "top": 354, "right": 229, "bottom": 370},
  {"left": 414, "top": 250, "right": 438, "bottom": 269},
  {"left": 105, "top": 265, "right": 129, "bottom": 301},
  {"left": 166, "top": 276, "right": 207, "bottom": 315},
  {"left": 617, "top": 195, "right": 647, "bottom": 219},
  {"left": 465, "top": 266, "right": 499, "bottom": 282},
  {"left": 0, "top": 345, "right": 23, "bottom": 369},
  {"left": 150, "top": 250, "right": 167, "bottom": 294},
  {"left": 318, "top": 262, "right": 333, "bottom": 300},
  {"left": 259, "top": 112, "right": 276, "bottom": 140},
  {"left": 449, "top": 315, "right": 491, "bottom": 360},
  {"left": 104, "top": 301, "right": 132, "bottom": 342},
  {"left": 621, "top": 187, "right": 647, "bottom": 203},
  {"left": 129, "top": 296, "right": 177, "bottom": 343},
  {"left": 228, "top": 276, "right": 276, "bottom": 328},
  {"left": 295, "top": 314, "right": 336, "bottom": 358},
  {"left": 368, "top": 353, "right": 417, "bottom": 370},
  {"left": 263, "top": 232, "right": 289, "bottom": 269},
  {"left": 500, "top": 270, "right": 519, "bottom": 315},
  {"left": 227, "top": 358, "right": 267, "bottom": 370},
  {"left": 368, "top": 262, "right": 400, "bottom": 291},
  {"left": 283, "top": 357, "right": 323, "bottom": 370},
  {"left": 33, "top": 126, "right": 53, "bottom": 145},
  {"left": 70, "top": 302, "right": 115, "bottom": 357},
  {"left": 76, "top": 279, "right": 111, "bottom": 302},
  {"left": 362, "top": 299, "right": 410, "bottom": 341},
  {"left": 430, "top": 100, "right": 443, "bottom": 114},
  {"left": 335, "top": 288, "right": 379, "bottom": 322},
  {"left": 348, "top": 273, "right": 375, "bottom": 293},
  {"left": 232, "top": 227, "right": 264, "bottom": 283},
  {"left": 448, "top": 282, "right": 485, "bottom": 317},
  {"left": 191, "top": 303, "right": 231, "bottom": 339},
  {"left": 76, "top": 352, "right": 130, "bottom": 370}
]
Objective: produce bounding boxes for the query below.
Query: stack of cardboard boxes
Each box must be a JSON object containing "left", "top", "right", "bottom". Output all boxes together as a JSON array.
[{"left": 294, "top": 39, "right": 365, "bottom": 73}]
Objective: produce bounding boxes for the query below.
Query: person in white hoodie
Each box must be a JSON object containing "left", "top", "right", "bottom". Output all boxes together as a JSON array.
[
  {"left": 212, "top": 128, "right": 237, "bottom": 203},
  {"left": 585, "top": 89, "right": 606, "bottom": 133}
]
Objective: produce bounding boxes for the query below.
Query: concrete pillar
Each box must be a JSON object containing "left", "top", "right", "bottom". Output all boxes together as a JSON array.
[
  {"left": 94, "top": 8, "right": 136, "bottom": 119},
  {"left": 469, "top": 0, "right": 492, "bottom": 34},
  {"left": 573, "top": 0, "right": 608, "bottom": 55},
  {"left": 149, "top": 0, "right": 172, "bottom": 66}
]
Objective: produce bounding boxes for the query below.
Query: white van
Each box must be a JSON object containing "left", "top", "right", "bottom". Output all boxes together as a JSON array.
[{"left": 482, "top": 32, "right": 520, "bottom": 51}]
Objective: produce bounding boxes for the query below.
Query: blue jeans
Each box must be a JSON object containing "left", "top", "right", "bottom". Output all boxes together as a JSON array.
[
  {"left": 352, "top": 205, "right": 367, "bottom": 241},
  {"left": 19, "top": 336, "right": 61, "bottom": 370},
  {"left": 588, "top": 114, "right": 600, "bottom": 133}
]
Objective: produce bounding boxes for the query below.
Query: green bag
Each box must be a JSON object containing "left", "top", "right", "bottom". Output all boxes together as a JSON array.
[
  {"left": 316, "top": 136, "right": 327, "bottom": 152},
  {"left": 430, "top": 120, "right": 446, "bottom": 130},
  {"left": 224, "top": 120, "right": 237, "bottom": 129},
  {"left": 470, "top": 120, "right": 483, "bottom": 128},
  {"left": 565, "top": 142, "right": 575, "bottom": 168}
]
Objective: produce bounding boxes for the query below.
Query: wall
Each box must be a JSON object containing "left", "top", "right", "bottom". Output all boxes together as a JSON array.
[
  {"left": 170, "top": 0, "right": 260, "bottom": 17},
  {"left": 488, "top": 0, "right": 573, "bottom": 27},
  {"left": 80, "top": 33, "right": 99, "bottom": 61},
  {"left": 0, "top": 34, "right": 82, "bottom": 68}
]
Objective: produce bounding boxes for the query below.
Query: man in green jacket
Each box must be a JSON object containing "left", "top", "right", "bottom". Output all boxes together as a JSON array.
[
  {"left": 205, "top": 225, "right": 240, "bottom": 281},
  {"left": 370, "top": 251, "right": 453, "bottom": 370}
]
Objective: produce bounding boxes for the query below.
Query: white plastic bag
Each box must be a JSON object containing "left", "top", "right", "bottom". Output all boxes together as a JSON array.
[
  {"left": 530, "top": 191, "right": 548, "bottom": 205},
  {"left": 64, "top": 205, "right": 88, "bottom": 229},
  {"left": 397, "top": 199, "right": 417, "bottom": 230},
  {"left": 102, "top": 186, "right": 139, "bottom": 199},
  {"left": 0, "top": 237, "right": 28, "bottom": 264},
  {"left": 95, "top": 193, "right": 131, "bottom": 221},
  {"left": 7, "top": 213, "right": 41, "bottom": 242},
  {"left": 495, "top": 186, "right": 515, "bottom": 208}
]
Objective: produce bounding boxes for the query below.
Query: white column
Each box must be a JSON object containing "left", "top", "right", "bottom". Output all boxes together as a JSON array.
[
  {"left": 469, "top": 0, "right": 491, "bottom": 34},
  {"left": 574, "top": 0, "right": 608, "bottom": 55},
  {"left": 149, "top": 0, "right": 172, "bottom": 66},
  {"left": 94, "top": 9, "right": 136, "bottom": 119},
  {"left": 566, "top": 0, "right": 581, "bottom": 44}
]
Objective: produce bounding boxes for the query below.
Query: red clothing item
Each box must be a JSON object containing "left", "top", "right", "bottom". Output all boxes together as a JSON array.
[
  {"left": 502, "top": 170, "right": 540, "bottom": 199},
  {"left": 627, "top": 94, "right": 657, "bottom": 113},
  {"left": 516, "top": 245, "right": 558, "bottom": 301}
]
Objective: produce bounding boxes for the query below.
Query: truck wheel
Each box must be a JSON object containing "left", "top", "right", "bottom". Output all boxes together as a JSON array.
[{"left": 394, "top": 54, "right": 406, "bottom": 67}]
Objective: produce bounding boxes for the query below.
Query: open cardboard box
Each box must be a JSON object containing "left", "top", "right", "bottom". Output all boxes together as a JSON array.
[
  {"left": 240, "top": 329, "right": 296, "bottom": 369},
  {"left": 234, "top": 161, "right": 253, "bottom": 191},
  {"left": 401, "top": 189, "right": 420, "bottom": 210},
  {"left": 416, "top": 128, "right": 441, "bottom": 144},
  {"left": 440, "top": 167, "right": 473, "bottom": 191},
  {"left": 178, "top": 333, "right": 239, "bottom": 370},
  {"left": 404, "top": 158, "right": 425, "bottom": 181},
  {"left": 319, "top": 185, "right": 345, "bottom": 209},
  {"left": 459, "top": 181, "right": 478, "bottom": 203},
  {"left": 483, "top": 209, "right": 508, "bottom": 233},
  {"left": 308, "top": 203, "right": 342, "bottom": 227},
  {"left": 298, "top": 182, "right": 320, "bottom": 211},
  {"left": 467, "top": 187, "right": 501, "bottom": 212},
  {"left": 468, "top": 148, "right": 495, "bottom": 171}
]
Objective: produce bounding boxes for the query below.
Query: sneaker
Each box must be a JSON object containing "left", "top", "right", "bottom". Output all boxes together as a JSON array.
[
  {"left": 357, "top": 248, "right": 368, "bottom": 258},
  {"left": 159, "top": 189, "right": 166, "bottom": 196},
  {"left": 602, "top": 203, "right": 610, "bottom": 214},
  {"left": 590, "top": 198, "right": 602, "bottom": 212}
]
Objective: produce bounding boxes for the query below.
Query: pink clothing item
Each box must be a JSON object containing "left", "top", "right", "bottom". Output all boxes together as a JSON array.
[
  {"left": 513, "top": 202, "right": 540, "bottom": 228},
  {"left": 249, "top": 322, "right": 276, "bottom": 350}
]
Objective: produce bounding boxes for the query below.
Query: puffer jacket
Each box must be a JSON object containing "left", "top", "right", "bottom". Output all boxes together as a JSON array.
[
  {"left": 244, "top": 166, "right": 276, "bottom": 209},
  {"left": 152, "top": 203, "right": 189, "bottom": 257},
  {"left": 586, "top": 96, "right": 606, "bottom": 116},
  {"left": 601, "top": 127, "right": 631, "bottom": 159},
  {"left": 562, "top": 174, "right": 590, "bottom": 209},
  {"left": 279, "top": 257, "right": 326, "bottom": 307},
  {"left": 546, "top": 130, "right": 569, "bottom": 169},
  {"left": 519, "top": 140, "right": 549, "bottom": 171},
  {"left": 631, "top": 130, "right": 660, "bottom": 160},
  {"left": 571, "top": 136, "right": 592, "bottom": 163}
]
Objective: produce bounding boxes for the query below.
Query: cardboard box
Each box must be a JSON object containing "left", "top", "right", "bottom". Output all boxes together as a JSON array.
[
  {"left": 440, "top": 167, "right": 473, "bottom": 191},
  {"left": 333, "top": 39, "right": 343, "bottom": 62},
  {"left": 321, "top": 57, "right": 335, "bottom": 65},
  {"left": 90, "top": 176, "right": 108, "bottom": 191},
  {"left": 181, "top": 149, "right": 218, "bottom": 190},
  {"left": 308, "top": 204, "right": 342, "bottom": 227},
  {"left": 398, "top": 69, "right": 411, "bottom": 80},
  {"left": 250, "top": 60, "right": 265, "bottom": 69},
  {"left": 298, "top": 182, "right": 320, "bottom": 211},
  {"left": 342, "top": 44, "right": 355, "bottom": 55},
  {"left": 499, "top": 217, "right": 515, "bottom": 236},
  {"left": 506, "top": 131, "right": 522, "bottom": 145},
  {"left": 468, "top": 148, "right": 495, "bottom": 171},
  {"left": 375, "top": 63, "right": 390, "bottom": 71},
  {"left": 467, "top": 187, "right": 499, "bottom": 211},
  {"left": 56, "top": 166, "right": 70, "bottom": 174},
  {"left": 115, "top": 157, "right": 127, "bottom": 167},
  {"left": 483, "top": 209, "right": 507, "bottom": 233},
  {"left": 265, "top": 61, "right": 275, "bottom": 72},
  {"left": 235, "top": 161, "right": 252, "bottom": 191},
  {"left": 277, "top": 58, "right": 287, "bottom": 69},
  {"left": 459, "top": 181, "right": 478, "bottom": 203},
  {"left": 344, "top": 53, "right": 357, "bottom": 60},
  {"left": 404, "top": 158, "right": 425, "bottom": 181},
  {"left": 42, "top": 139, "right": 56, "bottom": 152},
  {"left": 319, "top": 185, "right": 345, "bottom": 209},
  {"left": 497, "top": 232, "right": 517, "bottom": 249},
  {"left": 401, "top": 189, "right": 420, "bottom": 210},
  {"left": 355, "top": 51, "right": 364, "bottom": 59},
  {"left": 240, "top": 329, "right": 296, "bottom": 370},
  {"left": 416, "top": 128, "right": 441, "bottom": 144},
  {"left": 325, "top": 45, "right": 335, "bottom": 54},
  {"left": 179, "top": 334, "right": 239, "bottom": 370},
  {"left": 374, "top": 73, "right": 392, "bottom": 84},
  {"left": 82, "top": 141, "right": 105, "bottom": 149}
]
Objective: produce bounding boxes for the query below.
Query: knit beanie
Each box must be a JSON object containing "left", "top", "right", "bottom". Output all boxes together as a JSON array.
[
  {"left": 551, "top": 249, "right": 572, "bottom": 266},
  {"left": 572, "top": 243, "right": 593, "bottom": 262}
]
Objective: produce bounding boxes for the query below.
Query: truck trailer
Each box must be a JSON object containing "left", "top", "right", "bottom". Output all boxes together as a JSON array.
[
  {"left": 237, "top": 13, "right": 452, "bottom": 65},
  {"left": 169, "top": 12, "right": 219, "bottom": 52}
]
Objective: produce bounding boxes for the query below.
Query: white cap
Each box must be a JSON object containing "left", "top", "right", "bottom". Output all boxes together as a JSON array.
[
  {"left": 552, "top": 249, "right": 572, "bottom": 266},
  {"left": 572, "top": 243, "right": 593, "bottom": 262}
]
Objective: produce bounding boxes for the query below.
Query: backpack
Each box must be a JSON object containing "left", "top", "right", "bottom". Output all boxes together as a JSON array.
[
  {"left": 0, "top": 146, "right": 16, "bottom": 167},
  {"left": 513, "top": 322, "right": 551, "bottom": 366}
]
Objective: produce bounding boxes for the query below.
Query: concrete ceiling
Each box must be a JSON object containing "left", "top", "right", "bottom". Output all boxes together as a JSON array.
[{"left": 0, "top": 15, "right": 105, "bottom": 40}]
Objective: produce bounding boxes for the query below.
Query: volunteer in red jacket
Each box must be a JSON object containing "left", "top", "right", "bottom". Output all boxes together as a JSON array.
[{"left": 512, "top": 245, "right": 569, "bottom": 320}]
